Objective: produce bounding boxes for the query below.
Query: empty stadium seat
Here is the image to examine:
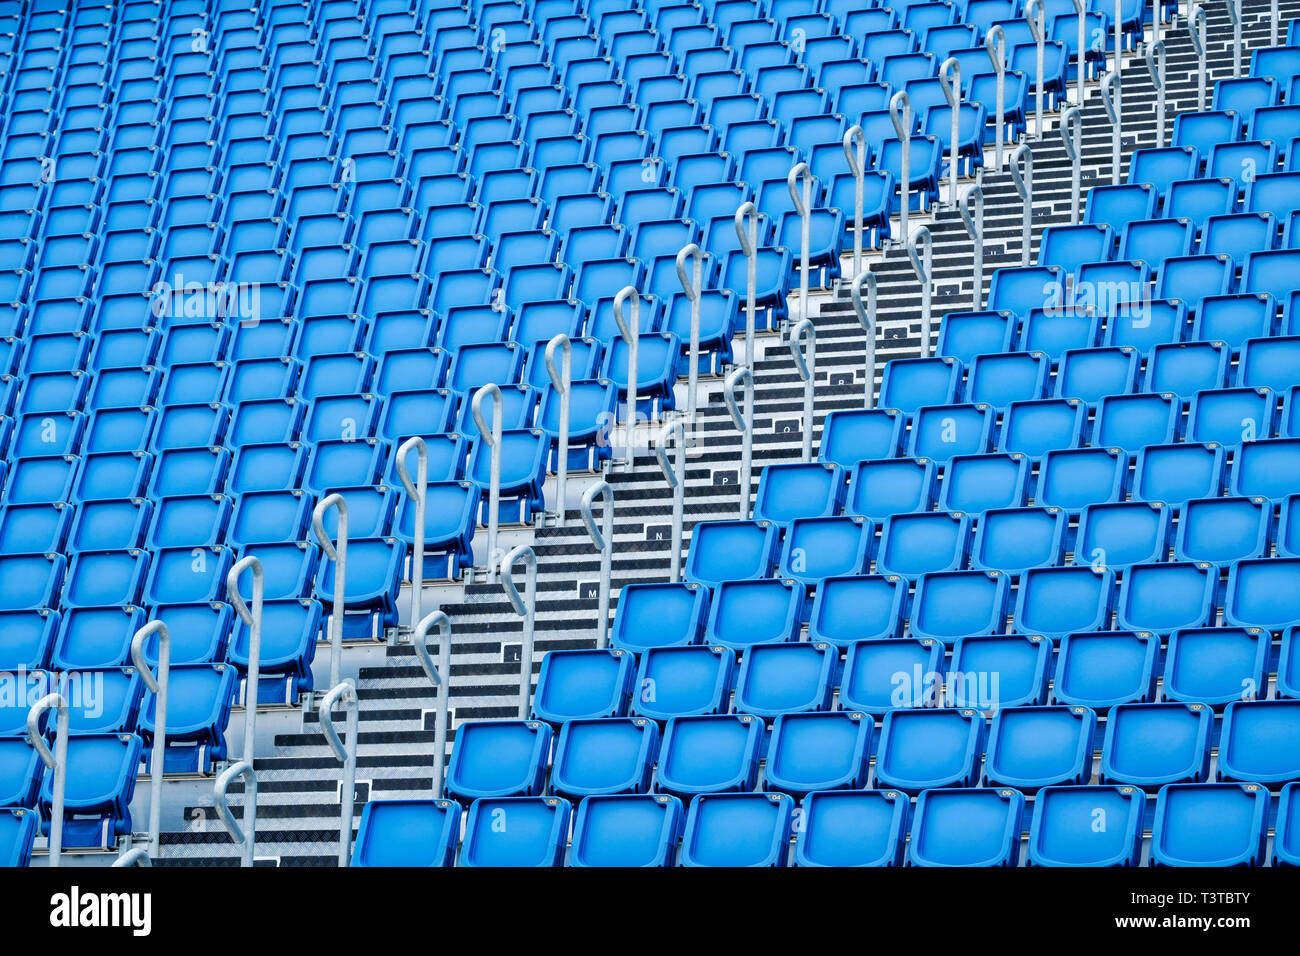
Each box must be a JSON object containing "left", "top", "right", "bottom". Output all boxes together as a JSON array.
[
  {"left": 352, "top": 799, "right": 462, "bottom": 868},
  {"left": 532, "top": 649, "right": 634, "bottom": 725},
  {"left": 733, "top": 641, "right": 835, "bottom": 718},
  {"left": 678, "top": 792, "right": 795, "bottom": 867},
  {"left": 1149, "top": 783, "right": 1268, "bottom": 867},
  {"left": 1027, "top": 785, "right": 1144, "bottom": 866},
  {"left": 795, "top": 789, "right": 909, "bottom": 867},
  {"left": 460, "top": 797, "right": 570, "bottom": 867},
  {"left": 445, "top": 720, "right": 553, "bottom": 802},
  {"left": 656, "top": 714, "right": 763, "bottom": 798},
  {"left": 1100, "top": 703, "right": 1212, "bottom": 789},
  {"left": 569, "top": 794, "right": 684, "bottom": 867},
  {"left": 549, "top": 717, "right": 659, "bottom": 799},
  {"left": 874, "top": 707, "right": 984, "bottom": 793},
  {"left": 907, "top": 788, "right": 1024, "bottom": 867}
]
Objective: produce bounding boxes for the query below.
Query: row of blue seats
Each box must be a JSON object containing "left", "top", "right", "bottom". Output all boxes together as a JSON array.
[
  {"left": 533, "top": 625, "right": 1300, "bottom": 720},
  {"left": 1086, "top": 172, "right": 1300, "bottom": 237},
  {"left": 441, "top": 699, "right": 1300, "bottom": 801},
  {"left": 607, "top": 556, "right": 1300, "bottom": 649},
  {"left": 349, "top": 780, "right": 1300, "bottom": 867},
  {"left": 881, "top": 339, "right": 1300, "bottom": 410}
]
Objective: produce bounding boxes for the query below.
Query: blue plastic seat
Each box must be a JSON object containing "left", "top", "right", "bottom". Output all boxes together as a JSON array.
[
  {"left": 1052, "top": 629, "right": 1158, "bottom": 711},
  {"left": 549, "top": 717, "right": 659, "bottom": 799},
  {"left": 610, "top": 582, "right": 709, "bottom": 653},
  {"left": 965, "top": 351, "right": 1050, "bottom": 409},
  {"left": 569, "top": 793, "right": 684, "bottom": 867},
  {"left": 352, "top": 799, "right": 461, "bottom": 868},
  {"left": 445, "top": 720, "right": 553, "bottom": 802},
  {"left": 1085, "top": 182, "right": 1157, "bottom": 233},
  {"left": 1166, "top": 178, "right": 1236, "bottom": 232},
  {"left": 910, "top": 569, "right": 1009, "bottom": 644},
  {"left": 879, "top": 356, "right": 961, "bottom": 413},
  {"left": 951, "top": 632, "right": 1053, "bottom": 710},
  {"left": 1037, "top": 447, "right": 1127, "bottom": 511},
  {"left": 1224, "top": 557, "right": 1300, "bottom": 631},
  {"left": 999, "top": 398, "right": 1086, "bottom": 458},
  {"left": 460, "top": 797, "right": 570, "bottom": 867},
  {"left": 465, "top": 428, "right": 548, "bottom": 523},
  {"left": 1144, "top": 340, "right": 1229, "bottom": 399},
  {"left": 936, "top": 310, "right": 1016, "bottom": 362},
  {"left": 138, "top": 663, "right": 238, "bottom": 773},
  {"left": 733, "top": 641, "right": 835, "bottom": 718},
  {"left": 843, "top": 457, "right": 935, "bottom": 521},
  {"left": 1077, "top": 500, "right": 1171, "bottom": 570},
  {"left": 656, "top": 713, "right": 763, "bottom": 798},
  {"left": 1280, "top": 781, "right": 1300, "bottom": 866},
  {"left": 908, "top": 403, "right": 993, "bottom": 461},
  {"left": 875, "top": 511, "right": 969, "bottom": 580},
  {"left": 1100, "top": 702, "right": 1212, "bottom": 789},
  {"left": 753, "top": 461, "right": 845, "bottom": 524},
  {"left": 1091, "top": 392, "right": 1179, "bottom": 453},
  {"left": 806, "top": 573, "right": 907, "bottom": 647},
  {"left": 874, "top": 707, "right": 984, "bottom": 793},
  {"left": 41, "top": 733, "right": 144, "bottom": 848},
  {"left": 1202, "top": 212, "right": 1275, "bottom": 268},
  {"left": 763, "top": 712, "right": 873, "bottom": 797},
  {"left": 970, "top": 506, "right": 1065, "bottom": 574},
  {"left": 1174, "top": 495, "right": 1269, "bottom": 565},
  {"left": 1187, "top": 386, "right": 1273, "bottom": 446},
  {"left": 0, "top": 808, "right": 37, "bottom": 868},
  {"left": 704, "top": 578, "right": 805, "bottom": 649},
  {"left": 1014, "top": 566, "right": 1114, "bottom": 641},
  {"left": 777, "top": 515, "right": 874, "bottom": 585},
  {"left": 1039, "top": 223, "right": 1112, "bottom": 278},
  {"left": 1230, "top": 437, "right": 1300, "bottom": 501},
  {"left": 817, "top": 408, "right": 904, "bottom": 466},
  {"left": 678, "top": 791, "right": 794, "bottom": 867},
  {"left": 795, "top": 789, "right": 909, "bottom": 867},
  {"left": 1149, "top": 783, "right": 1268, "bottom": 867},
  {"left": 984, "top": 705, "right": 1095, "bottom": 791},
  {"left": 1027, "top": 785, "right": 1144, "bottom": 866},
  {"left": 631, "top": 645, "right": 734, "bottom": 721},
  {"left": 684, "top": 520, "right": 778, "bottom": 588}
]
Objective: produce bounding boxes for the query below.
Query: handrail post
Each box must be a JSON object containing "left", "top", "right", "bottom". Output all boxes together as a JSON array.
[
  {"left": 408, "top": 610, "right": 452, "bottom": 798},
  {"left": 1190, "top": 5, "right": 1207, "bottom": 112},
  {"left": 1060, "top": 106, "right": 1083, "bottom": 225},
  {"left": 212, "top": 554, "right": 264, "bottom": 867},
  {"left": 1072, "top": 0, "right": 1087, "bottom": 106},
  {"left": 312, "top": 492, "right": 349, "bottom": 688},
  {"left": 723, "top": 367, "right": 754, "bottom": 520},
  {"left": 613, "top": 285, "right": 641, "bottom": 467},
  {"left": 675, "top": 244, "right": 704, "bottom": 424},
  {"left": 1101, "top": 70, "right": 1121, "bottom": 185},
  {"left": 1113, "top": 0, "right": 1123, "bottom": 123},
  {"left": 842, "top": 125, "right": 867, "bottom": 276},
  {"left": 938, "top": 57, "right": 962, "bottom": 201},
  {"left": 27, "top": 693, "right": 69, "bottom": 867},
  {"left": 888, "top": 90, "right": 912, "bottom": 243},
  {"left": 907, "top": 227, "right": 935, "bottom": 358},
  {"left": 959, "top": 185, "right": 985, "bottom": 310},
  {"left": 396, "top": 436, "right": 428, "bottom": 623},
  {"left": 471, "top": 383, "right": 504, "bottom": 581},
  {"left": 1145, "top": 40, "right": 1166, "bottom": 150},
  {"left": 654, "top": 421, "right": 687, "bottom": 581},
  {"left": 1270, "top": 0, "right": 1278, "bottom": 47},
  {"left": 500, "top": 545, "right": 538, "bottom": 718},
  {"left": 129, "top": 619, "right": 170, "bottom": 862},
  {"left": 789, "top": 318, "right": 816, "bottom": 461},
  {"left": 787, "top": 162, "right": 813, "bottom": 325},
  {"left": 851, "top": 269, "right": 878, "bottom": 409},
  {"left": 735, "top": 202, "right": 759, "bottom": 369},
  {"left": 1026, "top": 0, "right": 1046, "bottom": 140},
  {"left": 318, "top": 680, "right": 359, "bottom": 867},
  {"left": 579, "top": 481, "right": 614, "bottom": 648},
  {"left": 1012, "top": 144, "right": 1034, "bottom": 265},
  {"left": 544, "top": 334, "right": 572, "bottom": 517},
  {"left": 1226, "top": 0, "right": 1241, "bottom": 78},
  {"left": 985, "top": 26, "right": 1007, "bottom": 171}
]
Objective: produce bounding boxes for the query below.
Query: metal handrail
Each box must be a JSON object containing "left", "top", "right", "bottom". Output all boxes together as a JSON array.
[
  {"left": 1101, "top": 70, "right": 1121, "bottom": 185},
  {"left": 787, "top": 162, "right": 813, "bottom": 326},
  {"left": 938, "top": 57, "right": 962, "bottom": 200},
  {"left": 789, "top": 318, "right": 816, "bottom": 461},
  {"left": 723, "top": 366, "right": 754, "bottom": 520},
  {"left": 1190, "top": 5, "right": 1208, "bottom": 112},
  {"left": 212, "top": 554, "right": 264, "bottom": 867},
  {"left": 544, "top": 333, "right": 572, "bottom": 516},
  {"left": 1060, "top": 106, "right": 1083, "bottom": 225},
  {"left": 471, "top": 382, "right": 503, "bottom": 580},
  {"left": 318, "top": 679, "right": 359, "bottom": 867},
  {"left": 888, "top": 90, "right": 912, "bottom": 242},
  {"left": 27, "top": 692, "right": 68, "bottom": 867},
  {"left": 1145, "top": 40, "right": 1167, "bottom": 150},
  {"left": 842, "top": 125, "right": 867, "bottom": 276},
  {"left": 613, "top": 285, "right": 641, "bottom": 467},
  {"left": 500, "top": 545, "right": 538, "bottom": 718},
  {"left": 1270, "top": 0, "right": 1278, "bottom": 47},
  {"left": 129, "top": 619, "right": 170, "bottom": 862},
  {"left": 409, "top": 609, "right": 453, "bottom": 798},
  {"left": 735, "top": 201, "right": 759, "bottom": 369},
  {"left": 579, "top": 481, "right": 614, "bottom": 648},
  {"left": 1112, "top": 0, "right": 1123, "bottom": 131},
  {"left": 654, "top": 420, "right": 687, "bottom": 581},
  {"left": 1226, "top": 0, "right": 1242, "bottom": 78},
  {"left": 851, "top": 268, "right": 878, "bottom": 409},
  {"left": 1071, "top": 0, "right": 1087, "bottom": 106},
  {"left": 675, "top": 244, "right": 704, "bottom": 422},
  {"left": 984, "top": 25, "right": 1007, "bottom": 170},
  {"left": 1026, "top": 0, "right": 1046, "bottom": 139},
  {"left": 1012, "top": 144, "right": 1034, "bottom": 266},
  {"left": 959, "top": 185, "right": 985, "bottom": 310},
  {"left": 396, "top": 435, "right": 428, "bottom": 624},
  {"left": 907, "top": 227, "right": 934, "bottom": 358},
  {"left": 312, "top": 492, "right": 349, "bottom": 688}
]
